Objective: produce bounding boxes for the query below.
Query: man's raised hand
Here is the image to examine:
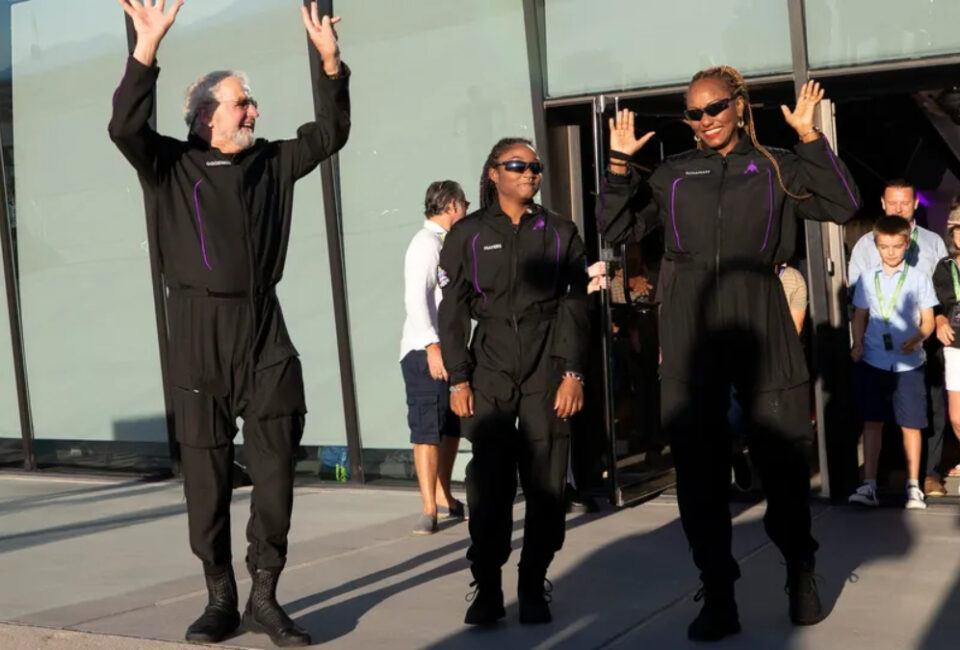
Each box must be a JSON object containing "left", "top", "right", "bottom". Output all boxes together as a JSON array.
[
  {"left": 301, "top": 1, "right": 342, "bottom": 76},
  {"left": 119, "top": 0, "right": 183, "bottom": 66}
]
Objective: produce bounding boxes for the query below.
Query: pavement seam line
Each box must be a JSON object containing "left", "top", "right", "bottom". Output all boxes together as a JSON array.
[
  {"left": 0, "top": 620, "right": 246, "bottom": 649},
  {"left": 593, "top": 504, "right": 834, "bottom": 648},
  {"left": 72, "top": 530, "right": 465, "bottom": 624}
]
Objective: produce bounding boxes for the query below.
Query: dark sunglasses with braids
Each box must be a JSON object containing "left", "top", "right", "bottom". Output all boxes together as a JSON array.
[
  {"left": 479, "top": 137, "right": 537, "bottom": 210},
  {"left": 689, "top": 65, "right": 810, "bottom": 200}
]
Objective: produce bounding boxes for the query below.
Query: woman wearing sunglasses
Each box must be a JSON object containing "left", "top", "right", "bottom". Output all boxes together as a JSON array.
[
  {"left": 437, "top": 137, "right": 589, "bottom": 626},
  {"left": 600, "top": 66, "right": 860, "bottom": 641}
]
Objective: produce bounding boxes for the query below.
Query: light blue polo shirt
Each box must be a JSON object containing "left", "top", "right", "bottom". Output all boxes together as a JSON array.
[
  {"left": 848, "top": 223, "right": 946, "bottom": 289},
  {"left": 853, "top": 261, "right": 939, "bottom": 372}
]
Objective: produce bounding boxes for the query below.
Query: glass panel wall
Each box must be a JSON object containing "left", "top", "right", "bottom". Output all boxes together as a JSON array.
[
  {"left": 153, "top": 0, "right": 347, "bottom": 458},
  {"left": 9, "top": 1, "right": 167, "bottom": 469},
  {"left": 0, "top": 4, "right": 23, "bottom": 467},
  {"left": 543, "top": 0, "right": 793, "bottom": 97},
  {"left": 806, "top": 0, "right": 960, "bottom": 69},
  {"left": 337, "top": 0, "right": 535, "bottom": 479}
]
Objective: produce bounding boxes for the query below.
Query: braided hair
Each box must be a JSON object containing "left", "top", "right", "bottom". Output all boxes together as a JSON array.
[
  {"left": 479, "top": 137, "right": 535, "bottom": 210},
  {"left": 688, "top": 65, "right": 809, "bottom": 200}
]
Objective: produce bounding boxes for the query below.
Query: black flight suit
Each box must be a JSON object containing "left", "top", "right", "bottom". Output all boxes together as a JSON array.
[
  {"left": 438, "top": 203, "right": 589, "bottom": 577},
  {"left": 600, "top": 136, "right": 860, "bottom": 585},
  {"left": 109, "top": 56, "right": 350, "bottom": 576}
]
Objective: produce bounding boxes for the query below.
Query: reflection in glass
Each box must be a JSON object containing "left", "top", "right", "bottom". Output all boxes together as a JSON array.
[{"left": 544, "top": 0, "right": 792, "bottom": 97}]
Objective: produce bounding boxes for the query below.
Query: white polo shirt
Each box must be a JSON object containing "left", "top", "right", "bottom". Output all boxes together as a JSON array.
[{"left": 400, "top": 220, "right": 447, "bottom": 360}]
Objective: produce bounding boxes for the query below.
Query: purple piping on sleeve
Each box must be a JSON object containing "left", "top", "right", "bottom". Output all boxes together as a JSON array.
[
  {"left": 192, "top": 180, "right": 213, "bottom": 270},
  {"left": 760, "top": 169, "right": 774, "bottom": 251},
  {"left": 822, "top": 137, "right": 859, "bottom": 209},
  {"left": 670, "top": 177, "right": 685, "bottom": 251},
  {"left": 470, "top": 233, "right": 487, "bottom": 308}
]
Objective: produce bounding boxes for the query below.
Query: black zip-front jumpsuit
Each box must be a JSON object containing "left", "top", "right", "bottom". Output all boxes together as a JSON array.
[
  {"left": 109, "top": 56, "right": 350, "bottom": 576},
  {"left": 438, "top": 204, "right": 589, "bottom": 575},
  {"left": 600, "top": 136, "right": 860, "bottom": 585}
]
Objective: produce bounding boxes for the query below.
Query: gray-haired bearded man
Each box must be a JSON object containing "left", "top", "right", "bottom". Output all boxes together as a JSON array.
[{"left": 109, "top": 1, "right": 350, "bottom": 645}]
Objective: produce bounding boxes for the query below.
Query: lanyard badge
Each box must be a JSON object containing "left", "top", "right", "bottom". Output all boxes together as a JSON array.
[{"left": 875, "top": 267, "right": 908, "bottom": 351}]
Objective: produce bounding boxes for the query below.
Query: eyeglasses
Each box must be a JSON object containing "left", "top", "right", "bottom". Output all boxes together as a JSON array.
[
  {"left": 495, "top": 160, "right": 544, "bottom": 174},
  {"left": 222, "top": 97, "right": 258, "bottom": 110},
  {"left": 683, "top": 96, "right": 736, "bottom": 121}
]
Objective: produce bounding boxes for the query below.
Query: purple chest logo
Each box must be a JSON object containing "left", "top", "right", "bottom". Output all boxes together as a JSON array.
[{"left": 745, "top": 160, "right": 759, "bottom": 174}]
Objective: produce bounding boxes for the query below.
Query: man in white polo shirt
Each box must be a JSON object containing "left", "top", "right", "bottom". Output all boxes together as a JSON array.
[
  {"left": 401, "top": 181, "right": 469, "bottom": 534},
  {"left": 848, "top": 179, "right": 949, "bottom": 497}
]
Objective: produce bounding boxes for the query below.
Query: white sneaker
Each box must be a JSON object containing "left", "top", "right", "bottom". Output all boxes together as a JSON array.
[
  {"left": 848, "top": 483, "right": 878, "bottom": 507},
  {"left": 905, "top": 486, "right": 927, "bottom": 510}
]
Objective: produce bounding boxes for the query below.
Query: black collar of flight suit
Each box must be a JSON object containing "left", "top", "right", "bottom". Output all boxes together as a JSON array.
[
  {"left": 698, "top": 134, "right": 755, "bottom": 158},
  {"left": 481, "top": 202, "right": 546, "bottom": 235}
]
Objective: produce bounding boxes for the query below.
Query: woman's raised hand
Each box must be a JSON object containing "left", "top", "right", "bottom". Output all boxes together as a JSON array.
[
  {"left": 609, "top": 109, "right": 655, "bottom": 157},
  {"left": 781, "top": 80, "right": 825, "bottom": 138}
]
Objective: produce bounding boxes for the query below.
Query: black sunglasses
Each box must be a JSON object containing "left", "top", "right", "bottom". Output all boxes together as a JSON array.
[
  {"left": 683, "top": 96, "right": 736, "bottom": 121},
  {"left": 496, "top": 160, "right": 544, "bottom": 174}
]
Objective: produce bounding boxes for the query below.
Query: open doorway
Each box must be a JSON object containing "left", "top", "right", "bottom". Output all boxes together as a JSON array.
[{"left": 546, "top": 81, "right": 820, "bottom": 505}]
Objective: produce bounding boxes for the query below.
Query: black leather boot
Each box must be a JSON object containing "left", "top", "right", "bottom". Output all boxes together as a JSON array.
[
  {"left": 787, "top": 560, "right": 824, "bottom": 626},
  {"left": 464, "top": 566, "right": 505, "bottom": 626},
  {"left": 517, "top": 566, "right": 552, "bottom": 625},
  {"left": 687, "top": 582, "right": 741, "bottom": 642},
  {"left": 242, "top": 569, "right": 311, "bottom": 647},
  {"left": 185, "top": 568, "right": 241, "bottom": 643}
]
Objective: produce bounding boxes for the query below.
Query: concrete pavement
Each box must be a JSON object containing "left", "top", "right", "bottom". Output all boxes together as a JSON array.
[{"left": 1, "top": 473, "right": 959, "bottom": 649}]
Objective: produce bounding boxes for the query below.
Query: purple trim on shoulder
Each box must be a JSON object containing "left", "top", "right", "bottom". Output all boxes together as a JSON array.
[
  {"left": 760, "top": 169, "right": 774, "bottom": 251},
  {"left": 822, "top": 137, "right": 859, "bottom": 209},
  {"left": 192, "top": 180, "right": 213, "bottom": 270},
  {"left": 470, "top": 233, "right": 487, "bottom": 309},
  {"left": 670, "top": 177, "right": 684, "bottom": 251}
]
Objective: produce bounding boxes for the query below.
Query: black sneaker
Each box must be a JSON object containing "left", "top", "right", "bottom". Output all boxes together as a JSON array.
[
  {"left": 464, "top": 569, "right": 505, "bottom": 626},
  {"left": 687, "top": 584, "right": 741, "bottom": 642},
  {"left": 518, "top": 572, "right": 553, "bottom": 625},
  {"left": 786, "top": 560, "right": 824, "bottom": 626}
]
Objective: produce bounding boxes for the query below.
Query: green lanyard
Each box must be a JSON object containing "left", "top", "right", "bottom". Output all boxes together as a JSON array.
[
  {"left": 874, "top": 266, "right": 909, "bottom": 325},
  {"left": 951, "top": 260, "right": 960, "bottom": 300}
]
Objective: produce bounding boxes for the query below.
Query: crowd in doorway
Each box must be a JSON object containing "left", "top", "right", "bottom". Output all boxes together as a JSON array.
[{"left": 847, "top": 180, "right": 960, "bottom": 509}]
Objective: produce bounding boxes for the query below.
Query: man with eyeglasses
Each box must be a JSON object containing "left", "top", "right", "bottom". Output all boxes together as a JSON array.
[
  {"left": 109, "top": 1, "right": 349, "bottom": 646},
  {"left": 848, "top": 179, "right": 950, "bottom": 500}
]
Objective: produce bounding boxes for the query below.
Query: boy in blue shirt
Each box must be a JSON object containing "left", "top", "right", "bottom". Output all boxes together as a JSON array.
[{"left": 849, "top": 216, "right": 938, "bottom": 509}]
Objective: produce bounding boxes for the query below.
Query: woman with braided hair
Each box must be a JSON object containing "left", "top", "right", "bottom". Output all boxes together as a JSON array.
[
  {"left": 600, "top": 66, "right": 861, "bottom": 641},
  {"left": 438, "top": 137, "right": 589, "bottom": 626}
]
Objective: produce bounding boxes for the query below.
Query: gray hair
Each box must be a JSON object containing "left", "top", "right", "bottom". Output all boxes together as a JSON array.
[
  {"left": 183, "top": 70, "right": 251, "bottom": 130},
  {"left": 424, "top": 180, "right": 466, "bottom": 217}
]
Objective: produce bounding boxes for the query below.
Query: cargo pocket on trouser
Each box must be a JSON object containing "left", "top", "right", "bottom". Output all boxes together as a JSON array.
[
  {"left": 250, "top": 356, "right": 307, "bottom": 421},
  {"left": 408, "top": 394, "right": 441, "bottom": 444},
  {"left": 172, "top": 386, "right": 233, "bottom": 449}
]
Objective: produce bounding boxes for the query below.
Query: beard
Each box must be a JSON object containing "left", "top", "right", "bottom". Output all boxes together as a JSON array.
[{"left": 230, "top": 127, "right": 255, "bottom": 150}]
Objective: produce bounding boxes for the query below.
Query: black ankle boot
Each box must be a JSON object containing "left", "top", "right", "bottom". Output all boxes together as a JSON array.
[
  {"left": 687, "top": 582, "right": 741, "bottom": 642},
  {"left": 242, "top": 569, "right": 311, "bottom": 647},
  {"left": 787, "top": 560, "right": 824, "bottom": 626},
  {"left": 464, "top": 566, "right": 505, "bottom": 626},
  {"left": 185, "top": 569, "right": 241, "bottom": 643},
  {"left": 517, "top": 566, "right": 552, "bottom": 625}
]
